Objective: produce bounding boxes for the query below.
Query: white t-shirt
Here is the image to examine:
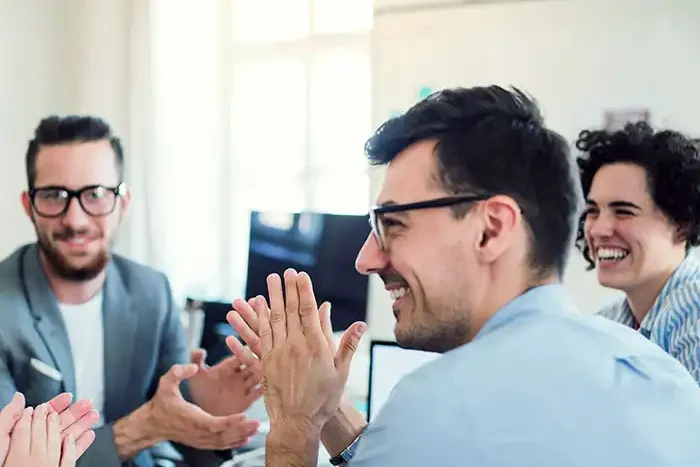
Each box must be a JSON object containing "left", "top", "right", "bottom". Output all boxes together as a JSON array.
[{"left": 59, "top": 292, "right": 105, "bottom": 426}]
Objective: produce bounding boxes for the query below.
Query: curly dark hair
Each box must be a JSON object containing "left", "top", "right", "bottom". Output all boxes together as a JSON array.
[{"left": 575, "top": 121, "right": 700, "bottom": 270}]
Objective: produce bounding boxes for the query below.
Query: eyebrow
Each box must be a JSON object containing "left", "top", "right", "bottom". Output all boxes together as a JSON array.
[{"left": 585, "top": 199, "right": 642, "bottom": 210}]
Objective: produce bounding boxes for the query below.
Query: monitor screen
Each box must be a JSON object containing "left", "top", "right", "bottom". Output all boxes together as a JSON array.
[
  {"left": 367, "top": 341, "right": 440, "bottom": 422},
  {"left": 245, "top": 210, "right": 370, "bottom": 331}
]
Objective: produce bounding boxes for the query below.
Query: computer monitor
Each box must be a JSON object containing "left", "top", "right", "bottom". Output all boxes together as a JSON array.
[
  {"left": 367, "top": 340, "right": 440, "bottom": 422},
  {"left": 245, "top": 210, "right": 370, "bottom": 331}
]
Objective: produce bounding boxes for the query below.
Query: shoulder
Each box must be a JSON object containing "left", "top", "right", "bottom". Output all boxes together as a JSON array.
[
  {"left": 654, "top": 281, "right": 700, "bottom": 347},
  {"left": 0, "top": 245, "right": 31, "bottom": 286}
]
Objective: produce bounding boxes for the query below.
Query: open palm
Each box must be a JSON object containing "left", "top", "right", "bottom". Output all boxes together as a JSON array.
[{"left": 188, "top": 349, "right": 263, "bottom": 416}]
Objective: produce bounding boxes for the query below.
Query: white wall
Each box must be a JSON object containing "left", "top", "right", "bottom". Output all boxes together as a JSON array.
[
  {"left": 0, "top": 1, "right": 62, "bottom": 257},
  {"left": 365, "top": 0, "right": 700, "bottom": 340},
  {"left": 0, "top": 0, "right": 134, "bottom": 257}
]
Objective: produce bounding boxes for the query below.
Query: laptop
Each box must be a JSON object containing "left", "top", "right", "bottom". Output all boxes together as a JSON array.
[{"left": 367, "top": 340, "right": 440, "bottom": 422}]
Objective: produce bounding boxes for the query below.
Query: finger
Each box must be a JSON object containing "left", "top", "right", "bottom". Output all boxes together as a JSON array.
[
  {"left": 159, "top": 363, "right": 200, "bottom": 393},
  {"left": 47, "top": 393, "right": 73, "bottom": 414},
  {"left": 283, "top": 269, "right": 303, "bottom": 335},
  {"left": 227, "top": 305, "right": 262, "bottom": 356},
  {"left": 0, "top": 392, "right": 25, "bottom": 435},
  {"left": 225, "top": 335, "right": 262, "bottom": 382},
  {"left": 75, "top": 429, "right": 96, "bottom": 459},
  {"left": 256, "top": 295, "right": 274, "bottom": 358},
  {"left": 30, "top": 403, "right": 48, "bottom": 455},
  {"left": 297, "top": 272, "right": 324, "bottom": 341},
  {"left": 238, "top": 298, "right": 261, "bottom": 333},
  {"left": 58, "top": 398, "right": 93, "bottom": 433},
  {"left": 60, "top": 434, "right": 76, "bottom": 467},
  {"left": 46, "top": 410, "right": 61, "bottom": 466},
  {"left": 190, "top": 348, "right": 208, "bottom": 368},
  {"left": 222, "top": 415, "right": 260, "bottom": 439},
  {"left": 61, "top": 409, "right": 99, "bottom": 440},
  {"left": 334, "top": 321, "right": 368, "bottom": 378},
  {"left": 9, "top": 406, "right": 33, "bottom": 455},
  {"left": 318, "top": 302, "right": 337, "bottom": 352},
  {"left": 266, "top": 273, "right": 286, "bottom": 344}
]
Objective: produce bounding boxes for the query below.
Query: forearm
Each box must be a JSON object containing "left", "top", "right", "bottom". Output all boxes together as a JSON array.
[
  {"left": 112, "top": 401, "right": 162, "bottom": 460},
  {"left": 266, "top": 426, "right": 320, "bottom": 467},
  {"left": 320, "top": 397, "right": 367, "bottom": 457}
]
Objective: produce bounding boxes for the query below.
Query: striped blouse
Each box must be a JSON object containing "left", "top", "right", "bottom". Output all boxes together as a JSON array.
[{"left": 598, "top": 254, "right": 700, "bottom": 384}]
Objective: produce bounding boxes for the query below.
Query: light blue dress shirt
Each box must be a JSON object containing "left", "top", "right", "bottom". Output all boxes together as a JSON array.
[
  {"left": 347, "top": 284, "right": 700, "bottom": 467},
  {"left": 599, "top": 254, "right": 700, "bottom": 384}
]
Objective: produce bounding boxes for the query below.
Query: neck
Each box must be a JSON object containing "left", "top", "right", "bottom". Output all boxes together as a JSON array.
[
  {"left": 468, "top": 267, "right": 559, "bottom": 342},
  {"left": 39, "top": 254, "right": 106, "bottom": 305},
  {"left": 624, "top": 256, "right": 684, "bottom": 325}
]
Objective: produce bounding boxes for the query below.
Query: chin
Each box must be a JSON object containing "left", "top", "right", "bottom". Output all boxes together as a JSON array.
[{"left": 597, "top": 273, "right": 632, "bottom": 291}]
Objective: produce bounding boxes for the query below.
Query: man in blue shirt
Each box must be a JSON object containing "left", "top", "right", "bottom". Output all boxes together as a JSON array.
[
  {"left": 576, "top": 122, "right": 700, "bottom": 384},
  {"left": 226, "top": 86, "right": 700, "bottom": 466}
]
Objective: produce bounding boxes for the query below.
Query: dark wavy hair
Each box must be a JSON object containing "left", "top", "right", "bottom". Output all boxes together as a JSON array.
[
  {"left": 365, "top": 85, "right": 579, "bottom": 279},
  {"left": 575, "top": 121, "right": 700, "bottom": 270}
]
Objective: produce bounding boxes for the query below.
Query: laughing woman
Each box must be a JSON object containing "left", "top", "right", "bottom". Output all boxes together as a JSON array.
[{"left": 575, "top": 121, "right": 700, "bottom": 384}]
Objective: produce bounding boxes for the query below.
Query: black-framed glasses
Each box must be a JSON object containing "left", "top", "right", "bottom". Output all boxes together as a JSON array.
[
  {"left": 369, "top": 194, "right": 492, "bottom": 251},
  {"left": 29, "top": 183, "right": 127, "bottom": 218}
]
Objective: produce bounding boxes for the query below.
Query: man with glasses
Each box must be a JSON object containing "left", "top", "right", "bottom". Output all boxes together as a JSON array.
[
  {"left": 0, "top": 116, "right": 263, "bottom": 467},
  {"left": 226, "top": 86, "right": 700, "bottom": 466}
]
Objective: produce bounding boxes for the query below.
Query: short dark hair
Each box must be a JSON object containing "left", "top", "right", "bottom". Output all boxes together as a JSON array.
[
  {"left": 364, "top": 85, "right": 579, "bottom": 279},
  {"left": 575, "top": 121, "right": 700, "bottom": 269},
  {"left": 26, "top": 115, "right": 124, "bottom": 188}
]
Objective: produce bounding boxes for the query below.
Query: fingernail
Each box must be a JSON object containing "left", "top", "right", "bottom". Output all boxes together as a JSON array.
[{"left": 357, "top": 323, "right": 367, "bottom": 335}]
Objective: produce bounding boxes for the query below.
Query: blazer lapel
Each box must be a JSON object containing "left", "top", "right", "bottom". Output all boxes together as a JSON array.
[
  {"left": 23, "top": 245, "right": 76, "bottom": 395},
  {"left": 102, "top": 261, "right": 136, "bottom": 422}
]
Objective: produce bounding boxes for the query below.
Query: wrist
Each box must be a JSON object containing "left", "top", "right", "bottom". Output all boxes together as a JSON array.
[
  {"left": 113, "top": 401, "right": 163, "bottom": 460},
  {"left": 267, "top": 422, "right": 321, "bottom": 466}
]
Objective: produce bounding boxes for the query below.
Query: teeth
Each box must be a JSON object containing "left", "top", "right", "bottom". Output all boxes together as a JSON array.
[
  {"left": 597, "top": 247, "right": 629, "bottom": 261},
  {"left": 389, "top": 287, "right": 409, "bottom": 300}
]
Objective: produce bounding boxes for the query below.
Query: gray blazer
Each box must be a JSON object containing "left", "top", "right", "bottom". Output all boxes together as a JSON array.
[{"left": 0, "top": 244, "right": 221, "bottom": 467}]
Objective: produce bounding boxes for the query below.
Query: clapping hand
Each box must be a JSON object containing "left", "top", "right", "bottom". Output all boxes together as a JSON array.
[
  {"left": 226, "top": 270, "right": 366, "bottom": 440},
  {"left": 0, "top": 392, "right": 98, "bottom": 467},
  {"left": 145, "top": 362, "right": 260, "bottom": 451}
]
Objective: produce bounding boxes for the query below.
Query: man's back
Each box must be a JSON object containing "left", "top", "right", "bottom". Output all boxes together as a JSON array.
[{"left": 349, "top": 285, "right": 700, "bottom": 467}]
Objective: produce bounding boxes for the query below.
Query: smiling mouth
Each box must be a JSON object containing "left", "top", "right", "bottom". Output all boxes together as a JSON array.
[
  {"left": 389, "top": 286, "right": 410, "bottom": 300},
  {"left": 596, "top": 247, "right": 630, "bottom": 264}
]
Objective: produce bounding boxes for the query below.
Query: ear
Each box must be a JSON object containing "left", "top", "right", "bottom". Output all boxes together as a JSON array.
[
  {"left": 473, "top": 195, "right": 520, "bottom": 263},
  {"left": 674, "top": 222, "right": 691, "bottom": 245},
  {"left": 20, "top": 191, "right": 33, "bottom": 220},
  {"left": 119, "top": 187, "right": 132, "bottom": 217}
]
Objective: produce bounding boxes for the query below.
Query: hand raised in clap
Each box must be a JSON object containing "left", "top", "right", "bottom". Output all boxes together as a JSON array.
[{"left": 226, "top": 269, "right": 366, "bottom": 463}]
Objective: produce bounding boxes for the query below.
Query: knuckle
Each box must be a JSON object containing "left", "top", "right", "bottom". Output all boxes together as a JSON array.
[{"left": 269, "top": 311, "right": 285, "bottom": 323}]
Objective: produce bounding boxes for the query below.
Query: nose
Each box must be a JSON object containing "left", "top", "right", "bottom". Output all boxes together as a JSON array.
[
  {"left": 61, "top": 197, "right": 90, "bottom": 228},
  {"left": 355, "top": 233, "right": 390, "bottom": 276},
  {"left": 587, "top": 212, "right": 615, "bottom": 239}
]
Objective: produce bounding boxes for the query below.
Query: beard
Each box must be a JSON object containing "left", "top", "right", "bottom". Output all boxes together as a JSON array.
[
  {"left": 396, "top": 303, "right": 471, "bottom": 353},
  {"left": 36, "top": 225, "right": 111, "bottom": 282}
]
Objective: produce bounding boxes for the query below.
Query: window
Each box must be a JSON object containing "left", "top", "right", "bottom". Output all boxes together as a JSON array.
[{"left": 228, "top": 0, "right": 373, "bottom": 297}]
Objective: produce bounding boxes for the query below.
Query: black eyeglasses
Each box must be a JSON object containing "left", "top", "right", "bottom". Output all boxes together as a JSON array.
[
  {"left": 29, "top": 183, "right": 127, "bottom": 218},
  {"left": 369, "top": 194, "right": 492, "bottom": 251}
]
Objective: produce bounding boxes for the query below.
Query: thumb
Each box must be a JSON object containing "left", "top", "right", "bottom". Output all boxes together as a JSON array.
[
  {"left": 0, "top": 392, "right": 25, "bottom": 434},
  {"left": 334, "top": 321, "right": 367, "bottom": 377},
  {"left": 160, "top": 363, "right": 199, "bottom": 392},
  {"left": 190, "top": 348, "right": 208, "bottom": 368}
]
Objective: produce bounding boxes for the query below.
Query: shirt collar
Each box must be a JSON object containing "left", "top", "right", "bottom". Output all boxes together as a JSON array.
[{"left": 624, "top": 254, "right": 700, "bottom": 332}]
